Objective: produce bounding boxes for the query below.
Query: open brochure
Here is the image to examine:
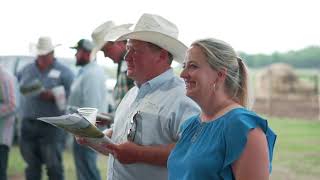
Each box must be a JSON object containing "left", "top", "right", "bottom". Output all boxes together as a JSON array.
[{"left": 37, "top": 113, "right": 114, "bottom": 144}]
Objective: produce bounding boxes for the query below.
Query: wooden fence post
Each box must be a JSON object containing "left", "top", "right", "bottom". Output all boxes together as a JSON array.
[
  {"left": 318, "top": 71, "right": 320, "bottom": 121},
  {"left": 267, "top": 68, "right": 272, "bottom": 116}
]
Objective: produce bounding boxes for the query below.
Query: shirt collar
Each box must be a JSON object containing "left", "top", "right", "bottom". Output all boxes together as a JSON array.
[
  {"left": 137, "top": 68, "right": 174, "bottom": 97},
  {"left": 79, "top": 61, "right": 96, "bottom": 75},
  {"left": 34, "top": 58, "right": 57, "bottom": 73},
  {"left": 147, "top": 68, "right": 174, "bottom": 89}
]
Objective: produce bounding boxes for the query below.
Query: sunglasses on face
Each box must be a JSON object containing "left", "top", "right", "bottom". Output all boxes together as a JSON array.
[{"left": 127, "top": 111, "right": 140, "bottom": 142}]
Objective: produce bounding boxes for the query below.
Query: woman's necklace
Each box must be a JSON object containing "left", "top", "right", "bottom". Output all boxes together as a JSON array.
[
  {"left": 190, "top": 102, "right": 241, "bottom": 143},
  {"left": 191, "top": 120, "right": 205, "bottom": 143}
]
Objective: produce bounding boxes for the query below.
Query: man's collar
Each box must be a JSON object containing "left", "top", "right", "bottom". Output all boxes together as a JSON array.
[{"left": 139, "top": 68, "right": 174, "bottom": 91}]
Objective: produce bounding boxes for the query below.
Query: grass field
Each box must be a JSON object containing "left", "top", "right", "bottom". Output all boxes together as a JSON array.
[
  {"left": 8, "top": 117, "right": 320, "bottom": 180},
  {"left": 8, "top": 144, "right": 108, "bottom": 180},
  {"left": 268, "top": 117, "right": 320, "bottom": 180}
]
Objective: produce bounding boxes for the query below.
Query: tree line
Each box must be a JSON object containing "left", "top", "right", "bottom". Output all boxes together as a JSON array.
[{"left": 239, "top": 46, "right": 320, "bottom": 69}]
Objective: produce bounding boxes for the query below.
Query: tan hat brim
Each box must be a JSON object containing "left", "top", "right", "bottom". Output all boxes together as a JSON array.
[
  {"left": 90, "top": 41, "right": 105, "bottom": 61},
  {"left": 117, "top": 31, "right": 187, "bottom": 64}
]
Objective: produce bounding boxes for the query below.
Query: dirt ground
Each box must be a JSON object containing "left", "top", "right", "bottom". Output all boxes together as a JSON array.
[{"left": 253, "top": 97, "right": 319, "bottom": 120}]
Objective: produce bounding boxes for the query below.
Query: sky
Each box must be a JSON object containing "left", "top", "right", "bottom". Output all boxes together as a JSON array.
[{"left": 1, "top": 0, "right": 319, "bottom": 66}]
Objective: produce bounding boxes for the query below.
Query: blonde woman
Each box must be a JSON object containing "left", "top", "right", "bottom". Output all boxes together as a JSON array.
[{"left": 168, "top": 38, "right": 276, "bottom": 180}]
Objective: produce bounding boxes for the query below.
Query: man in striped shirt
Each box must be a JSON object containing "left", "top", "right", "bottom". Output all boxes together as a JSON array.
[
  {"left": 91, "top": 22, "right": 134, "bottom": 111},
  {"left": 0, "top": 64, "right": 19, "bottom": 180}
]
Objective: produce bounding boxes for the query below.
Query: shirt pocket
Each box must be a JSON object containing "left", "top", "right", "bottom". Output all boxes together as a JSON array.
[
  {"left": 138, "top": 101, "right": 165, "bottom": 145},
  {"left": 46, "top": 77, "right": 61, "bottom": 89}
]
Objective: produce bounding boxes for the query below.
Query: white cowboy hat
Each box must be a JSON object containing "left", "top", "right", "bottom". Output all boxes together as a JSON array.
[
  {"left": 90, "top": 21, "right": 133, "bottom": 60},
  {"left": 116, "top": 13, "right": 187, "bottom": 64},
  {"left": 31, "top": 36, "right": 60, "bottom": 56}
]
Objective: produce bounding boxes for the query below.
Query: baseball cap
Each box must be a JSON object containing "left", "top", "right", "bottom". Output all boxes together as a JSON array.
[{"left": 70, "top": 39, "right": 94, "bottom": 52}]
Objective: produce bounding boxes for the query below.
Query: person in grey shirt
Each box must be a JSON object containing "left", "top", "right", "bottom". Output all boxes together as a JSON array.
[
  {"left": 68, "top": 39, "right": 108, "bottom": 180},
  {"left": 77, "top": 13, "right": 200, "bottom": 180},
  {"left": 17, "top": 36, "right": 74, "bottom": 180}
]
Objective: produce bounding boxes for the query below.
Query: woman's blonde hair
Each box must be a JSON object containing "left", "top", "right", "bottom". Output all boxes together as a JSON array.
[{"left": 192, "top": 38, "right": 253, "bottom": 108}]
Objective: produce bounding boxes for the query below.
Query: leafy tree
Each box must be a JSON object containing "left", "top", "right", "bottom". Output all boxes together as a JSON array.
[{"left": 239, "top": 46, "right": 320, "bottom": 69}]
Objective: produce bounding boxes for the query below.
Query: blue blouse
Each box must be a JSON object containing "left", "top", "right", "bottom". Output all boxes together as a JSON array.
[{"left": 168, "top": 108, "right": 277, "bottom": 180}]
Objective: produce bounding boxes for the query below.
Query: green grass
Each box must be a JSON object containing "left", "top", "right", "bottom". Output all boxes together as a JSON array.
[
  {"left": 267, "top": 117, "right": 320, "bottom": 180},
  {"left": 8, "top": 146, "right": 108, "bottom": 180},
  {"left": 7, "top": 146, "right": 25, "bottom": 176},
  {"left": 8, "top": 117, "right": 320, "bottom": 180}
]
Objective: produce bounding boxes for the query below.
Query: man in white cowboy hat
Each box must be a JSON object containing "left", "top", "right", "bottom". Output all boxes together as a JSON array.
[
  {"left": 80, "top": 13, "right": 200, "bottom": 180},
  {"left": 68, "top": 39, "right": 108, "bottom": 180},
  {"left": 91, "top": 21, "right": 134, "bottom": 111},
  {"left": 17, "top": 36, "right": 74, "bottom": 180}
]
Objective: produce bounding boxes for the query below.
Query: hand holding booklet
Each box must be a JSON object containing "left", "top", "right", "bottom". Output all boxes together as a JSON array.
[
  {"left": 37, "top": 113, "right": 114, "bottom": 144},
  {"left": 20, "top": 79, "right": 44, "bottom": 96}
]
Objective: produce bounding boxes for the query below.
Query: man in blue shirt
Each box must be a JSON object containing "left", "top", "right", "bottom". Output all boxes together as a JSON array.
[
  {"left": 79, "top": 13, "right": 200, "bottom": 180},
  {"left": 68, "top": 39, "right": 108, "bottom": 180},
  {"left": 17, "top": 36, "right": 74, "bottom": 180}
]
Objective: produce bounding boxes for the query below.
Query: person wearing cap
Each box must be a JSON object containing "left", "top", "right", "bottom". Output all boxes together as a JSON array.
[
  {"left": 17, "top": 36, "right": 74, "bottom": 180},
  {"left": 78, "top": 13, "right": 200, "bottom": 180},
  {"left": 91, "top": 21, "right": 134, "bottom": 111},
  {"left": 68, "top": 39, "right": 108, "bottom": 180}
]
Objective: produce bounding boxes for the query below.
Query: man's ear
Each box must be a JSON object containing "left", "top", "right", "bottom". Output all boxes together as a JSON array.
[{"left": 158, "top": 49, "right": 169, "bottom": 63}]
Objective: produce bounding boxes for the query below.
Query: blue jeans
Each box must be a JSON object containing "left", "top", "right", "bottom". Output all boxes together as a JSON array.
[
  {"left": 73, "top": 139, "right": 101, "bottom": 180},
  {"left": 0, "top": 145, "right": 9, "bottom": 180},
  {"left": 20, "top": 119, "right": 65, "bottom": 180}
]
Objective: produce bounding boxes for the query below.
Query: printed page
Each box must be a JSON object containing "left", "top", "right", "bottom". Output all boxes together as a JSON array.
[{"left": 38, "top": 113, "right": 114, "bottom": 144}]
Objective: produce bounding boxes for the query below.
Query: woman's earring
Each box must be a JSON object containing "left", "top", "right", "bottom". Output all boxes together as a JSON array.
[{"left": 212, "top": 83, "right": 216, "bottom": 92}]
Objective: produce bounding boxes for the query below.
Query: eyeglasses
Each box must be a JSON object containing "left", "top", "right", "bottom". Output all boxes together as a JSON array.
[{"left": 127, "top": 111, "right": 140, "bottom": 142}]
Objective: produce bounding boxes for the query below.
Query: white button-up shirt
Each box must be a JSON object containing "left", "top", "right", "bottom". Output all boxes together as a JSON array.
[{"left": 108, "top": 68, "right": 200, "bottom": 180}]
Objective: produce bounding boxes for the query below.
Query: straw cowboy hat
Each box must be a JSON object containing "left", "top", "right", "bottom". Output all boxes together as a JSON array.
[
  {"left": 31, "top": 36, "right": 60, "bottom": 56},
  {"left": 117, "top": 13, "right": 187, "bottom": 64},
  {"left": 90, "top": 21, "right": 133, "bottom": 60}
]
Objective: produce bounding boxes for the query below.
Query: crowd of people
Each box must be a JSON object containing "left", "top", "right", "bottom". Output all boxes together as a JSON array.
[{"left": 0, "top": 13, "right": 276, "bottom": 180}]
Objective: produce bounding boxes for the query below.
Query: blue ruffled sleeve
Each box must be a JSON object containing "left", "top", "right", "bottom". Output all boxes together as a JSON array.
[
  {"left": 178, "top": 115, "right": 198, "bottom": 137},
  {"left": 220, "top": 110, "right": 277, "bottom": 178}
]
